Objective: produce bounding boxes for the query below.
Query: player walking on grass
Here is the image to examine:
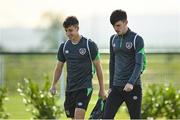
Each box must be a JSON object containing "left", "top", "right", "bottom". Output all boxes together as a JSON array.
[
  {"left": 103, "top": 9, "right": 146, "bottom": 119},
  {"left": 50, "top": 16, "right": 106, "bottom": 119}
]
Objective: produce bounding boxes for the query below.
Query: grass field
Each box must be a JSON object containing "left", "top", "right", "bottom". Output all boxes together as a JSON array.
[
  {"left": 1, "top": 53, "right": 180, "bottom": 119},
  {"left": 4, "top": 93, "right": 129, "bottom": 119}
]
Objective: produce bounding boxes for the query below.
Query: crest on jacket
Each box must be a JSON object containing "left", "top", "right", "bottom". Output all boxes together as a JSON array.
[
  {"left": 126, "top": 42, "right": 133, "bottom": 49},
  {"left": 79, "top": 48, "right": 86, "bottom": 55}
]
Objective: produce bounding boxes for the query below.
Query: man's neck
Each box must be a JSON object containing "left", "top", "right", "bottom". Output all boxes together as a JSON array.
[
  {"left": 122, "top": 27, "right": 128, "bottom": 35},
  {"left": 71, "top": 34, "right": 81, "bottom": 44}
]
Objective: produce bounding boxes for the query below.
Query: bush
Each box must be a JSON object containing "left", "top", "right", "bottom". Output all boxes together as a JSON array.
[
  {"left": 142, "top": 84, "right": 180, "bottom": 119},
  {"left": 0, "top": 87, "right": 9, "bottom": 118},
  {"left": 17, "top": 77, "right": 63, "bottom": 119}
]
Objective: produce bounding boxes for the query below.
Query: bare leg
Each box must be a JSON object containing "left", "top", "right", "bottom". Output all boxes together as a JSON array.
[{"left": 74, "top": 108, "right": 86, "bottom": 119}]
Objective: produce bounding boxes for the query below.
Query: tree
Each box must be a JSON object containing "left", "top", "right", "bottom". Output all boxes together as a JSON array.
[
  {"left": 40, "top": 12, "right": 66, "bottom": 50},
  {"left": 0, "top": 45, "right": 5, "bottom": 52}
]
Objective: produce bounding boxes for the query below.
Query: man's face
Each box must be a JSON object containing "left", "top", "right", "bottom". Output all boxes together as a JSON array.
[
  {"left": 64, "top": 25, "right": 79, "bottom": 40},
  {"left": 113, "top": 20, "right": 128, "bottom": 35}
]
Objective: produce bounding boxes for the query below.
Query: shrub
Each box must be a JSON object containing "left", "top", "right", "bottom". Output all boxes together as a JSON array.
[
  {"left": 0, "top": 87, "right": 9, "bottom": 118},
  {"left": 17, "top": 77, "right": 63, "bottom": 119},
  {"left": 142, "top": 84, "right": 180, "bottom": 119}
]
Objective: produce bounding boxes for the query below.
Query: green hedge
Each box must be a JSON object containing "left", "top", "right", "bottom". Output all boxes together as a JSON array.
[
  {"left": 0, "top": 87, "right": 9, "bottom": 118},
  {"left": 142, "top": 84, "right": 180, "bottom": 119},
  {"left": 17, "top": 76, "right": 63, "bottom": 119}
]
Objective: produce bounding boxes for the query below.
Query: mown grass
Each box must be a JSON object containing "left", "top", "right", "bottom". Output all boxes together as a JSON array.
[{"left": 4, "top": 93, "right": 129, "bottom": 119}]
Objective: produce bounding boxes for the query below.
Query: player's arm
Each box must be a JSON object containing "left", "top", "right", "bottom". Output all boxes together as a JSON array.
[
  {"left": 124, "top": 36, "right": 144, "bottom": 92},
  {"left": 128, "top": 36, "right": 144, "bottom": 85},
  {"left": 93, "top": 58, "right": 106, "bottom": 99},
  {"left": 50, "top": 43, "right": 66, "bottom": 95},
  {"left": 51, "top": 61, "right": 64, "bottom": 88},
  {"left": 89, "top": 41, "right": 106, "bottom": 99},
  {"left": 109, "top": 35, "right": 115, "bottom": 89}
]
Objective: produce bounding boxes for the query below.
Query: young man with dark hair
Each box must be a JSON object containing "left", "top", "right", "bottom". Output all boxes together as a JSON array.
[
  {"left": 103, "top": 9, "right": 146, "bottom": 119},
  {"left": 50, "top": 16, "right": 106, "bottom": 119}
]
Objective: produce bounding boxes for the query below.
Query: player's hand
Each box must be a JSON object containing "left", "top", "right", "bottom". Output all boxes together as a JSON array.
[
  {"left": 50, "top": 85, "right": 57, "bottom": 95},
  {"left": 99, "top": 89, "right": 107, "bottom": 100},
  {"left": 108, "top": 88, "right": 112, "bottom": 95},
  {"left": 123, "top": 83, "right": 133, "bottom": 92}
]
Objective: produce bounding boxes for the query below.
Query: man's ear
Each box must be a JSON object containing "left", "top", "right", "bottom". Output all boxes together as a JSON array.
[
  {"left": 125, "top": 20, "right": 128, "bottom": 25},
  {"left": 75, "top": 25, "right": 79, "bottom": 31},
  {"left": 77, "top": 26, "right": 79, "bottom": 31}
]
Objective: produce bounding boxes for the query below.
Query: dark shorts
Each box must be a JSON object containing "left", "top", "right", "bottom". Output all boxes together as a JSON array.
[{"left": 64, "top": 88, "right": 93, "bottom": 118}]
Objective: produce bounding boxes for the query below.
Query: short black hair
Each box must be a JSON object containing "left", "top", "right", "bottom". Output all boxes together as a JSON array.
[
  {"left": 110, "top": 9, "right": 127, "bottom": 25},
  {"left": 63, "top": 16, "right": 79, "bottom": 28}
]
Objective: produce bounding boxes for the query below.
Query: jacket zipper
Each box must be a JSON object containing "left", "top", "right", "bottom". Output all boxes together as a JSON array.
[{"left": 119, "top": 35, "right": 123, "bottom": 48}]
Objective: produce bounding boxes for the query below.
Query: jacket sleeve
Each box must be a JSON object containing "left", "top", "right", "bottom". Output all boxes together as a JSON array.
[
  {"left": 89, "top": 40, "right": 100, "bottom": 61},
  {"left": 57, "top": 43, "right": 66, "bottom": 63},
  {"left": 128, "top": 35, "right": 145, "bottom": 85},
  {"left": 109, "top": 35, "right": 115, "bottom": 89}
]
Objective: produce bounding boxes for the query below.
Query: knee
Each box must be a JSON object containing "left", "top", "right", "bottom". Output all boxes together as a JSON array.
[{"left": 74, "top": 108, "right": 86, "bottom": 119}]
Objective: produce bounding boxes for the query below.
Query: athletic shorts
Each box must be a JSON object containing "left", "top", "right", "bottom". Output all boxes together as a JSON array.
[{"left": 64, "top": 88, "right": 93, "bottom": 118}]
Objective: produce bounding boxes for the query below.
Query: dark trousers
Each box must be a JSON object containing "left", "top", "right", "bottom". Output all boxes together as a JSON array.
[{"left": 103, "top": 85, "right": 142, "bottom": 119}]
